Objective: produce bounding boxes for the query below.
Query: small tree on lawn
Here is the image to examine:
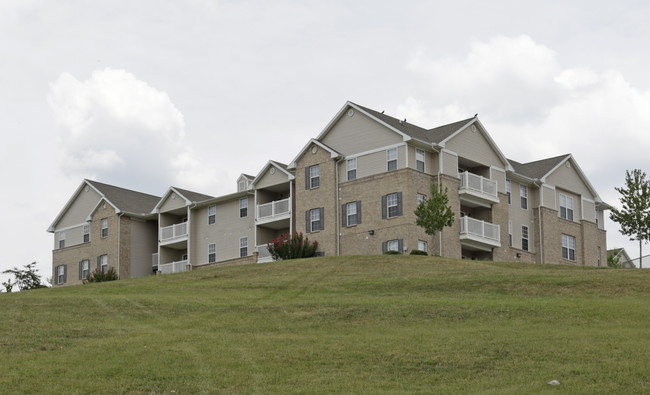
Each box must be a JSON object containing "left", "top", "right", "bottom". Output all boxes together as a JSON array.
[
  {"left": 609, "top": 169, "right": 650, "bottom": 269},
  {"left": 2, "top": 262, "right": 47, "bottom": 291},
  {"left": 414, "top": 182, "right": 455, "bottom": 256},
  {"left": 607, "top": 253, "right": 621, "bottom": 269}
]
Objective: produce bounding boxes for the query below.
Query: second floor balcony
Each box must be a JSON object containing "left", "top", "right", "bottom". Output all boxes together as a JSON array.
[
  {"left": 460, "top": 216, "right": 501, "bottom": 251},
  {"left": 459, "top": 171, "right": 499, "bottom": 208},
  {"left": 256, "top": 197, "right": 291, "bottom": 226},
  {"left": 160, "top": 222, "right": 188, "bottom": 248}
]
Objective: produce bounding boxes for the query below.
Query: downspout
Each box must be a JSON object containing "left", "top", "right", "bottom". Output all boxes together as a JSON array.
[
  {"left": 188, "top": 203, "right": 196, "bottom": 270},
  {"left": 533, "top": 179, "right": 544, "bottom": 264},
  {"left": 117, "top": 212, "right": 124, "bottom": 279},
  {"left": 335, "top": 156, "right": 344, "bottom": 256}
]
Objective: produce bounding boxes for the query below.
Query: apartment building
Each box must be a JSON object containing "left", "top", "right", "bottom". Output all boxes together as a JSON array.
[{"left": 49, "top": 101, "right": 610, "bottom": 285}]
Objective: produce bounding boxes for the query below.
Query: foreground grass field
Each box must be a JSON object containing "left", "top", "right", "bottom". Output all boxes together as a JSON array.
[{"left": 1, "top": 256, "right": 649, "bottom": 394}]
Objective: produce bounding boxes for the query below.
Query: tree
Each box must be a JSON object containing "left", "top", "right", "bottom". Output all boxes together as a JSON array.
[
  {"left": 609, "top": 169, "right": 650, "bottom": 269},
  {"left": 414, "top": 183, "right": 455, "bottom": 255},
  {"left": 2, "top": 262, "right": 46, "bottom": 291},
  {"left": 607, "top": 253, "right": 621, "bottom": 269}
]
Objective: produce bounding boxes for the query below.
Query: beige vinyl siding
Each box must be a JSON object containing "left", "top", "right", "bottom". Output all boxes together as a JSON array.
[
  {"left": 129, "top": 220, "right": 158, "bottom": 278},
  {"left": 54, "top": 224, "right": 86, "bottom": 249},
  {"left": 321, "top": 109, "right": 403, "bottom": 156},
  {"left": 508, "top": 180, "right": 535, "bottom": 253},
  {"left": 56, "top": 187, "right": 102, "bottom": 229},
  {"left": 582, "top": 199, "right": 596, "bottom": 223},
  {"left": 159, "top": 194, "right": 187, "bottom": 213},
  {"left": 490, "top": 167, "right": 506, "bottom": 194},
  {"left": 338, "top": 146, "right": 407, "bottom": 181},
  {"left": 255, "top": 167, "right": 289, "bottom": 189},
  {"left": 441, "top": 150, "right": 458, "bottom": 177},
  {"left": 445, "top": 126, "right": 504, "bottom": 168},
  {"left": 545, "top": 163, "right": 593, "bottom": 199},
  {"left": 191, "top": 199, "right": 255, "bottom": 265},
  {"left": 541, "top": 184, "right": 556, "bottom": 208},
  {"left": 406, "top": 145, "right": 438, "bottom": 174}
]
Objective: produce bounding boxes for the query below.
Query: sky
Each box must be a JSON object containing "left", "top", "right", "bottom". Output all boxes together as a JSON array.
[{"left": 2, "top": 0, "right": 650, "bottom": 287}]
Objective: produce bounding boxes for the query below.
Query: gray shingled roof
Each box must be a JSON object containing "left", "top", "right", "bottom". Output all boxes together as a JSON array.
[
  {"left": 87, "top": 180, "right": 161, "bottom": 215},
  {"left": 172, "top": 187, "right": 215, "bottom": 203},
  {"left": 351, "top": 102, "right": 474, "bottom": 144},
  {"left": 508, "top": 154, "right": 570, "bottom": 179}
]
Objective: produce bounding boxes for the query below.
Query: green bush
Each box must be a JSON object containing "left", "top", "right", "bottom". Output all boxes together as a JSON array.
[
  {"left": 267, "top": 233, "right": 319, "bottom": 260},
  {"left": 383, "top": 250, "right": 401, "bottom": 255},
  {"left": 409, "top": 249, "right": 428, "bottom": 256},
  {"left": 86, "top": 267, "right": 118, "bottom": 283}
]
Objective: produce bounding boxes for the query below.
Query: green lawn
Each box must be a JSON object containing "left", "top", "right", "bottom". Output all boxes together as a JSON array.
[{"left": 1, "top": 256, "right": 649, "bottom": 394}]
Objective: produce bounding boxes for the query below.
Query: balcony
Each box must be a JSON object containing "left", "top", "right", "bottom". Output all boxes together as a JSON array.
[
  {"left": 157, "top": 260, "right": 190, "bottom": 274},
  {"left": 256, "top": 198, "right": 291, "bottom": 228},
  {"left": 160, "top": 222, "right": 188, "bottom": 248},
  {"left": 459, "top": 172, "right": 499, "bottom": 208},
  {"left": 460, "top": 217, "right": 501, "bottom": 251}
]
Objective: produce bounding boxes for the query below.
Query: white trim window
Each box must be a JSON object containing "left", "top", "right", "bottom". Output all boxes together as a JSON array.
[
  {"left": 208, "top": 205, "right": 216, "bottom": 225},
  {"left": 56, "top": 264, "right": 66, "bottom": 285},
  {"left": 506, "top": 179, "right": 511, "bottom": 205},
  {"left": 562, "top": 234, "right": 576, "bottom": 261},
  {"left": 240, "top": 237, "right": 248, "bottom": 258},
  {"left": 101, "top": 218, "right": 108, "bottom": 238},
  {"left": 508, "top": 221, "right": 513, "bottom": 247},
  {"left": 387, "top": 193, "right": 399, "bottom": 218},
  {"left": 417, "top": 193, "right": 426, "bottom": 205},
  {"left": 310, "top": 209, "right": 322, "bottom": 232},
  {"left": 309, "top": 165, "right": 320, "bottom": 189},
  {"left": 520, "top": 185, "right": 528, "bottom": 210},
  {"left": 347, "top": 202, "right": 358, "bottom": 226},
  {"left": 208, "top": 243, "right": 216, "bottom": 263},
  {"left": 418, "top": 240, "right": 427, "bottom": 253},
  {"left": 387, "top": 239, "right": 399, "bottom": 252},
  {"left": 239, "top": 197, "right": 248, "bottom": 218},
  {"left": 416, "top": 148, "right": 425, "bottom": 172},
  {"left": 595, "top": 209, "right": 599, "bottom": 226},
  {"left": 347, "top": 158, "right": 357, "bottom": 181},
  {"left": 98, "top": 254, "right": 108, "bottom": 273},
  {"left": 387, "top": 148, "right": 397, "bottom": 171},
  {"left": 79, "top": 259, "right": 90, "bottom": 280},
  {"left": 521, "top": 225, "right": 529, "bottom": 251},
  {"left": 559, "top": 193, "right": 574, "bottom": 221},
  {"left": 83, "top": 224, "right": 90, "bottom": 243},
  {"left": 59, "top": 231, "right": 66, "bottom": 249}
]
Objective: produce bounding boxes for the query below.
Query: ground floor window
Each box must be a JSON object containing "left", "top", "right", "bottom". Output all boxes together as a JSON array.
[
  {"left": 56, "top": 264, "right": 67, "bottom": 284},
  {"left": 240, "top": 237, "right": 248, "bottom": 257},
  {"left": 208, "top": 243, "right": 216, "bottom": 263},
  {"left": 521, "top": 226, "right": 529, "bottom": 251},
  {"left": 562, "top": 234, "right": 576, "bottom": 261},
  {"left": 382, "top": 239, "right": 403, "bottom": 254},
  {"left": 418, "top": 240, "right": 427, "bottom": 253},
  {"left": 79, "top": 259, "right": 90, "bottom": 280}
]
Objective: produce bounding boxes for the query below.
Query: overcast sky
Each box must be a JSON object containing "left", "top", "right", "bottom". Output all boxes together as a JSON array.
[{"left": 2, "top": 0, "right": 650, "bottom": 286}]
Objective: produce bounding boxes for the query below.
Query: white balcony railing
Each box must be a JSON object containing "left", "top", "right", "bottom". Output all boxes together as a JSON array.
[
  {"left": 257, "top": 198, "right": 291, "bottom": 220},
  {"left": 161, "top": 222, "right": 188, "bottom": 242},
  {"left": 152, "top": 253, "right": 159, "bottom": 267},
  {"left": 459, "top": 172, "right": 498, "bottom": 199},
  {"left": 157, "top": 260, "right": 190, "bottom": 274},
  {"left": 460, "top": 217, "right": 500, "bottom": 242}
]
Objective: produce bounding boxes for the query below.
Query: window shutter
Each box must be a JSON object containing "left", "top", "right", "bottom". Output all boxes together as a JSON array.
[
  {"left": 305, "top": 210, "right": 310, "bottom": 233},
  {"left": 63, "top": 265, "right": 67, "bottom": 283},
  {"left": 396, "top": 192, "right": 403, "bottom": 216},
  {"left": 97, "top": 256, "right": 101, "bottom": 271},
  {"left": 398, "top": 239, "right": 404, "bottom": 254},
  {"left": 79, "top": 261, "right": 83, "bottom": 280},
  {"left": 305, "top": 167, "right": 310, "bottom": 190},
  {"left": 319, "top": 207, "right": 325, "bottom": 230},
  {"left": 382, "top": 241, "right": 387, "bottom": 254},
  {"left": 357, "top": 201, "right": 362, "bottom": 224},
  {"left": 341, "top": 204, "right": 347, "bottom": 227},
  {"left": 381, "top": 195, "right": 387, "bottom": 219}
]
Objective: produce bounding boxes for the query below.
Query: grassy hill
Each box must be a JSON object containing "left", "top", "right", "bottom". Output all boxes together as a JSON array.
[{"left": 1, "top": 255, "right": 649, "bottom": 394}]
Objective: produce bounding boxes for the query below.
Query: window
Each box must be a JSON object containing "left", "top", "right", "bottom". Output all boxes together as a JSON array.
[
  {"left": 416, "top": 149, "right": 425, "bottom": 172},
  {"left": 101, "top": 218, "right": 108, "bottom": 238},
  {"left": 559, "top": 193, "right": 574, "bottom": 221},
  {"left": 56, "top": 264, "right": 66, "bottom": 285},
  {"left": 306, "top": 208, "right": 324, "bottom": 232},
  {"left": 79, "top": 259, "right": 90, "bottom": 280},
  {"left": 383, "top": 192, "right": 402, "bottom": 219},
  {"left": 83, "top": 224, "right": 90, "bottom": 243},
  {"left": 387, "top": 148, "right": 397, "bottom": 171},
  {"left": 208, "top": 243, "right": 216, "bottom": 263},
  {"left": 239, "top": 197, "right": 248, "bottom": 218},
  {"left": 520, "top": 185, "right": 528, "bottom": 210},
  {"left": 306, "top": 165, "right": 320, "bottom": 189},
  {"left": 508, "top": 221, "right": 513, "bottom": 247},
  {"left": 382, "top": 239, "right": 402, "bottom": 254},
  {"left": 595, "top": 209, "right": 599, "bottom": 226},
  {"left": 59, "top": 231, "right": 66, "bottom": 249},
  {"left": 240, "top": 237, "right": 248, "bottom": 257},
  {"left": 562, "top": 234, "right": 576, "bottom": 261},
  {"left": 597, "top": 246, "right": 602, "bottom": 267},
  {"left": 418, "top": 240, "right": 427, "bottom": 253},
  {"left": 506, "top": 179, "right": 511, "bottom": 204},
  {"left": 521, "top": 226, "right": 529, "bottom": 251},
  {"left": 208, "top": 205, "right": 216, "bottom": 225},
  {"left": 417, "top": 193, "right": 426, "bottom": 205},
  {"left": 343, "top": 201, "right": 361, "bottom": 227},
  {"left": 347, "top": 158, "right": 357, "bottom": 181},
  {"left": 98, "top": 254, "right": 108, "bottom": 273}
]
